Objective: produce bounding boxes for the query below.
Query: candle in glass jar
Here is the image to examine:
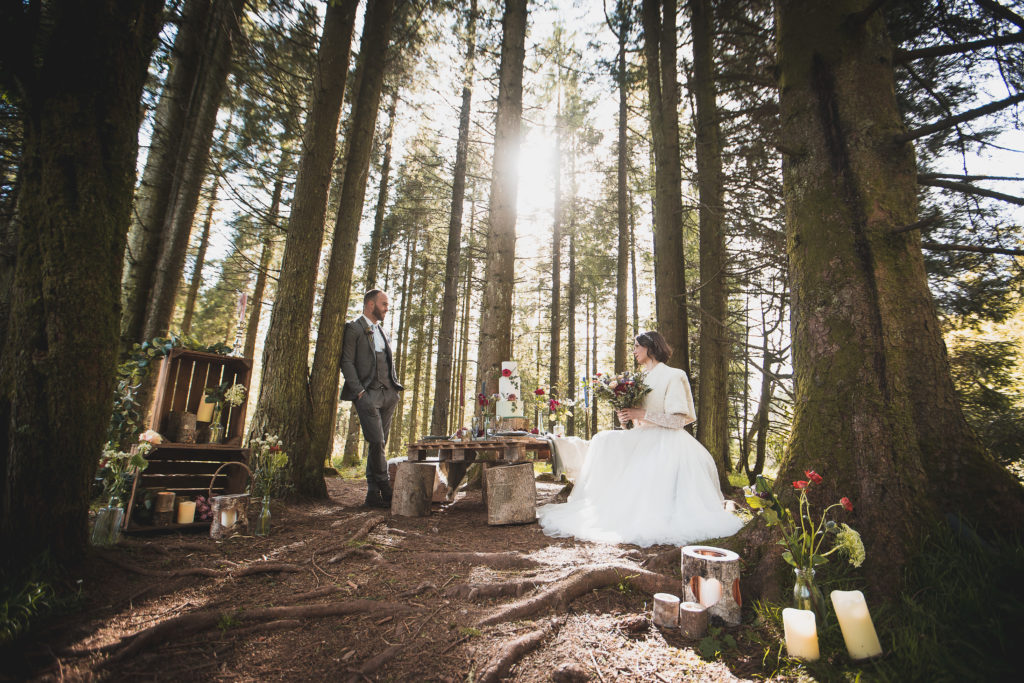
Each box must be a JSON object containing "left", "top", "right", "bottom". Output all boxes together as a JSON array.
[
  {"left": 176, "top": 500, "right": 196, "bottom": 524},
  {"left": 782, "top": 608, "right": 820, "bottom": 661},
  {"left": 831, "top": 590, "right": 883, "bottom": 660},
  {"left": 196, "top": 399, "right": 215, "bottom": 422},
  {"left": 221, "top": 508, "right": 237, "bottom": 528}
]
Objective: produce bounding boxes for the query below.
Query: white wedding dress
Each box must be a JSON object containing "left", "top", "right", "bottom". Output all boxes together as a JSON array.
[{"left": 537, "top": 362, "right": 743, "bottom": 547}]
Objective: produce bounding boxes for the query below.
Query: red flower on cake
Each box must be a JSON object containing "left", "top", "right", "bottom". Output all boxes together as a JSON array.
[{"left": 501, "top": 368, "right": 512, "bottom": 377}]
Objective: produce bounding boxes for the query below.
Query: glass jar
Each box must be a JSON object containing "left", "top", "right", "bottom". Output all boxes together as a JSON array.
[
  {"left": 255, "top": 495, "right": 271, "bottom": 536},
  {"left": 793, "top": 567, "right": 826, "bottom": 622},
  {"left": 91, "top": 497, "right": 125, "bottom": 546}
]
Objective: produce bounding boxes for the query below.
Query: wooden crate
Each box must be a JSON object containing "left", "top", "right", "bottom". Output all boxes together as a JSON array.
[
  {"left": 150, "top": 348, "right": 252, "bottom": 445},
  {"left": 125, "top": 349, "right": 253, "bottom": 532}
]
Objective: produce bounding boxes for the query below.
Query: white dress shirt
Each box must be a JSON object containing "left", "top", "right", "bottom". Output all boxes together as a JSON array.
[{"left": 361, "top": 314, "right": 386, "bottom": 352}]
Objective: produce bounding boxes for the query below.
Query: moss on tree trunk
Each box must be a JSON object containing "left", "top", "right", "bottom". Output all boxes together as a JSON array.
[{"left": 774, "top": 0, "right": 1024, "bottom": 594}]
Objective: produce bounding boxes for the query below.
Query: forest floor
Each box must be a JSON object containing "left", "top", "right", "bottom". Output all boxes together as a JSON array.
[{"left": 5, "top": 476, "right": 821, "bottom": 682}]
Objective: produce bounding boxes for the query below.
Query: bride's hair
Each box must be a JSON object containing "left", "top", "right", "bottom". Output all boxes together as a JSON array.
[{"left": 636, "top": 331, "right": 672, "bottom": 362}]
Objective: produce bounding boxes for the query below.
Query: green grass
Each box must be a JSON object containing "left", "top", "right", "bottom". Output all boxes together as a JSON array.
[{"left": 745, "top": 519, "right": 1023, "bottom": 681}]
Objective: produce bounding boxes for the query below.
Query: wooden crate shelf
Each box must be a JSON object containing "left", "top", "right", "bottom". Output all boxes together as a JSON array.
[{"left": 125, "top": 348, "right": 253, "bottom": 532}]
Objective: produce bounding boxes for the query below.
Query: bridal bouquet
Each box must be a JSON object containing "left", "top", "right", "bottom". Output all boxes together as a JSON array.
[{"left": 592, "top": 370, "right": 651, "bottom": 427}]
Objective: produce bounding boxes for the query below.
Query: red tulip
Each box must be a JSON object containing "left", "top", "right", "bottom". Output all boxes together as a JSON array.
[
  {"left": 793, "top": 480, "right": 809, "bottom": 490},
  {"left": 805, "top": 470, "right": 823, "bottom": 484},
  {"left": 841, "top": 497, "right": 853, "bottom": 512}
]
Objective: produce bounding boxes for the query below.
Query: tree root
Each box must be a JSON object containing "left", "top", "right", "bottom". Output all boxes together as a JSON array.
[
  {"left": 406, "top": 551, "right": 540, "bottom": 569},
  {"left": 445, "top": 578, "right": 541, "bottom": 601},
  {"left": 345, "top": 643, "right": 405, "bottom": 683},
  {"left": 477, "top": 617, "right": 562, "bottom": 683},
  {"left": 290, "top": 585, "right": 343, "bottom": 601},
  {"left": 230, "top": 618, "right": 300, "bottom": 637},
  {"left": 398, "top": 581, "right": 438, "bottom": 599},
  {"left": 640, "top": 547, "right": 680, "bottom": 574},
  {"left": 99, "top": 554, "right": 301, "bottom": 578},
  {"left": 476, "top": 564, "right": 678, "bottom": 627},
  {"left": 96, "top": 600, "right": 415, "bottom": 665},
  {"left": 327, "top": 546, "right": 384, "bottom": 564}
]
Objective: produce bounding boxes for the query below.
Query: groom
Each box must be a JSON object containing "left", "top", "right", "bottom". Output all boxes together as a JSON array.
[{"left": 340, "top": 289, "right": 403, "bottom": 508}]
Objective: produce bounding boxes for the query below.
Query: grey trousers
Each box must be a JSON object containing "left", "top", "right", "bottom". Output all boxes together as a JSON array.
[{"left": 355, "top": 386, "right": 400, "bottom": 492}]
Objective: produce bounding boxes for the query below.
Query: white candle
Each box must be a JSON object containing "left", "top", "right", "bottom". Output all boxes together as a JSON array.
[
  {"left": 196, "top": 400, "right": 215, "bottom": 422},
  {"left": 831, "top": 590, "right": 883, "bottom": 660},
  {"left": 176, "top": 501, "right": 196, "bottom": 524},
  {"left": 220, "top": 508, "right": 237, "bottom": 528},
  {"left": 698, "top": 577, "right": 723, "bottom": 607},
  {"left": 782, "top": 608, "right": 820, "bottom": 661}
]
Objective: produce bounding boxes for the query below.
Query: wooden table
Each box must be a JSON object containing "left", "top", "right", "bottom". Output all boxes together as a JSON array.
[{"left": 406, "top": 436, "right": 551, "bottom": 465}]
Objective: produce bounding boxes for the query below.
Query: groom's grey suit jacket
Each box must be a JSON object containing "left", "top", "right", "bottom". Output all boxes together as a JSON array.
[{"left": 339, "top": 316, "right": 403, "bottom": 401}]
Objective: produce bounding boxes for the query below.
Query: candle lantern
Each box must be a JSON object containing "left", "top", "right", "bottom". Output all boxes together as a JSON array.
[
  {"left": 153, "top": 491, "right": 176, "bottom": 526},
  {"left": 207, "top": 461, "right": 252, "bottom": 539},
  {"left": 681, "top": 545, "right": 742, "bottom": 626},
  {"left": 830, "top": 590, "right": 883, "bottom": 660},
  {"left": 782, "top": 608, "right": 820, "bottom": 661}
]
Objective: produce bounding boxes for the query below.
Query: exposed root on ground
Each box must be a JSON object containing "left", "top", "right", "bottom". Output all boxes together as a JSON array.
[
  {"left": 98, "top": 554, "right": 301, "bottom": 579},
  {"left": 290, "top": 586, "right": 343, "bottom": 601},
  {"left": 477, "top": 617, "right": 562, "bottom": 683},
  {"left": 346, "top": 643, "right": 405, "bottom": 683},
  {"left": 640, "top": 547, "right": 680, "bottom": 574},
  {"left": 445, "top": 578, "right": 541, "bottom": 600},
  {"left": 398, "top": 581, "right": 438, "bottom": 599},
  {"left": 327, "top": 546, "right": 384, "bottom": 564},
  {"left": 476, "top": 564, "right": 678, "bottom": 627},
  {"left": 405, "top": 551, "right": 540, "bottom": 569}
]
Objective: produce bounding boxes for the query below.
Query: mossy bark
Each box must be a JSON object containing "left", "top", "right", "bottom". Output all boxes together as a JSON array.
[
  {"left": 0, "top": 0, "right": 163, "bottom": 574},
  {"left": 774, "top": 0, "right": 1024, "bottom": 594},
  {"left": 248, "top": 0, "right": 358, "bottom": 496}
]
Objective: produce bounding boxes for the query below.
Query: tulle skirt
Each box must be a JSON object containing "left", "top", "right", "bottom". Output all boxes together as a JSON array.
[{"left": 537, "top": 425, "right": 743, "bottom": 547}]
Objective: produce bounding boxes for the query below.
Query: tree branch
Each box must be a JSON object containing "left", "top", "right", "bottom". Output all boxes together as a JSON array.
[
  {"left": 894, "top": 211, "right": 942, "bottom": 234},
  {"left": 919, "top": 172, "right": 1024, "bottom": 182},
  {"left": 894, "top": 31, "right": 1024, "bottom": 63},
  {"left": 896, "top": 92, "right": 1024, "bottom": 143},
  {"left": 922, "top": 241, "right": 1024, "bottom": 256},
  {"left": 973, "top": 0, "right": 1024, "bottom": 32},
  {"left": 844, "top": 0, "right": 889, "bottom": 28},
  {"left": 919, "top": 177, "right": 1024, "bottom": 206}
]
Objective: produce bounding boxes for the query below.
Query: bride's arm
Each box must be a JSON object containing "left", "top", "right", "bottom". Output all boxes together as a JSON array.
[{"left": 640, "top": 411, "right": 693, "bottom": 430}]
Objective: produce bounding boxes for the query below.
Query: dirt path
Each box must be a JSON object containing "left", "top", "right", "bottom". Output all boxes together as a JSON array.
[{"left": 7, "top": 478, "right": 774, "bottom": 681}]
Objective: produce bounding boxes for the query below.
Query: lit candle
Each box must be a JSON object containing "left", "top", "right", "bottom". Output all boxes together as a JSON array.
[
  {"left": 220, "top": 508, "right": 237, "bottom": 528},
  {"left": 177, "top": 500, "right": 196, "bottom": 524},
  {"left": 782, "top": 608, "right": 820, "bottom": 661},
  {"left": 196, "top": 400, "right": 215, "bottom": 422},
  {"left": 831, "top": 590, "right": 883, "bottom": 660},
  {"left": 698, "top": 577, "right": 722, "bottom": 607}
]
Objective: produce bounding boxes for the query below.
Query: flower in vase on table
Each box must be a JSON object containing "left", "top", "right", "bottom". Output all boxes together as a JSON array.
[{"left": 744, "top": 472, "right": 864, "bottom": 571}]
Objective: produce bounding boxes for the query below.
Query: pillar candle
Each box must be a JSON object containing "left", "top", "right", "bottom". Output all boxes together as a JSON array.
[
  {"left": 177, "top": 500, "right": 196, "bottom": 524},
  {"left": 221, "top": 508, "right": 237, "bottom": 528},
  {"left": 831, "top": 590, "right": 883, "bottom": 660},
  {"left": 782, "top": 608, "right": 820, "bottom": 661},
  {"left": 196, "top": 400, "right": 215, "bottom": 422}
]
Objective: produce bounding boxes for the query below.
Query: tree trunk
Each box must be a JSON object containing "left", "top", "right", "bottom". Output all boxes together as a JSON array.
[
  {"left": 248, "top": 0, "right": 359, "bottom": 494},
  {"left": 689, "top": 0, "right": 730, "bottom": 486},
  {"left": 629, "top": 194, "right": 639, "bottom": 338},
  {"left": 614, "top": 1, "right": 630, "bottom": 374},
  {"left": 0, "top": 0, "right": 163, "bottom": 574},
  {"left": 122, "top": 0, "right": 212, "bottom": 351},
  {"left": 591, "top": 296, "right": 599, "bottom": 436},
  {"left": 242, "top": 154, "right": 287, "bottom": 362},
  {"left": 476, "top": 0, "right": 528, "bottom": 396},
  {"left": 566, "top": 204, "right": 577, "bottom": 435},
  {"left": 456, "top": 225, "right": 475, "bottom": 431},
  {"left": 364, "top": 90, "right": 399, "bottom": 290},
  {"left": 431, "top": 1, "right": 477, "bottom": 438},
  {"left": 180, "top": 178, "right": 218, "bottom": 335},
  {"left": 549, "top": 96, "right": 562, "bottom": 399},
  {"left": 774, "top": 0, "right": 1024, "bottom": 593},
  {"left": 140, "top": 0, "right": 245, "bottom": 343},
  {"left": 642, "top": 0, "right": 690, "bottom": 373},
  {"left": 306, "top": 0, "right": 397, "bottom": 489}
]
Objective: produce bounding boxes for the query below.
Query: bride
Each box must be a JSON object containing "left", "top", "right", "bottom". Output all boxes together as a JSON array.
[{"left": 537, "top": 331, "right": 743, "bottom": 547}]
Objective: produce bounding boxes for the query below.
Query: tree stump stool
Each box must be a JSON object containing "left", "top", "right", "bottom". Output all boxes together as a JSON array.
[
  {"left": 389, "top": 457, "right": 446, "bottom": 503},
  {"left": 485, "top": 462, "right": 536, "bottom": 525},
  {"left": 392, "top": 462, "right": 436, "bottom": 517},
  {"left": 679, "top": 601, "right": 709, "bottom": 638},
  {"left": 652, "top": 593, "right": 680, "bottom": 628},
  {"left": 681, "top": 545, "right": 741, "bottom": 626},
  {"left": 210, "top": 493, "right": 249, "bottom": 539}
]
